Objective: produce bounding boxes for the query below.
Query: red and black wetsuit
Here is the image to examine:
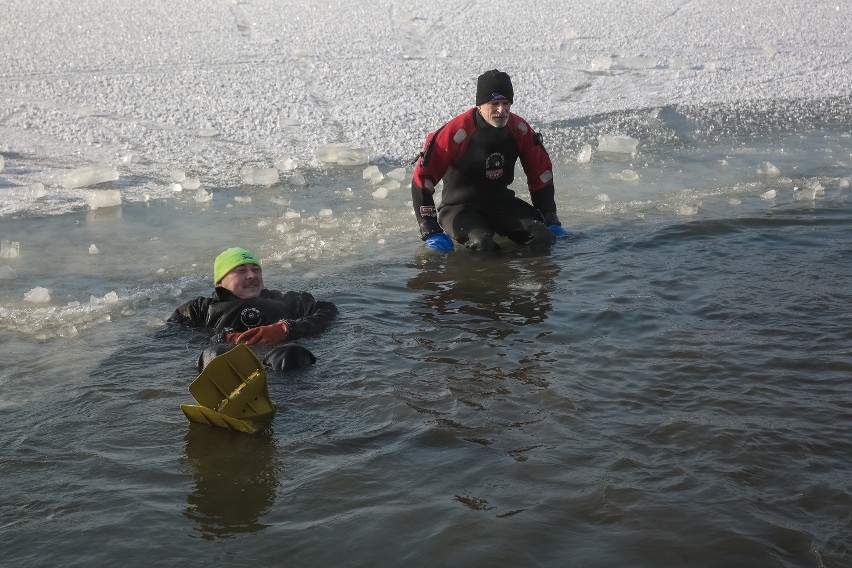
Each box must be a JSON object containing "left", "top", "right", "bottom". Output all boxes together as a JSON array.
[{"left": 411, "top": 107, "right": 560, "bottom": 246}]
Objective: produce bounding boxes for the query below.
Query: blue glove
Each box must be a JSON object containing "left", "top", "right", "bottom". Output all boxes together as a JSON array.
[
  {"left": 424, "top": 233, "right": 454, "bottom": 251},
  {"left": 548, "top": 224, "right": 568, "bottom": 238}
]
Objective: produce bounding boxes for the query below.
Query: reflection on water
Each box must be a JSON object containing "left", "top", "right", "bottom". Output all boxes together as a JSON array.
[
  {"left": 183, "top": 426, "right": 281, "bottom": 539},
  {"left": 407, "top": 250, "right": 562, "bottom": 335},
  {"left": 401, "top": 249, "right": 567, "bottom": 420}
]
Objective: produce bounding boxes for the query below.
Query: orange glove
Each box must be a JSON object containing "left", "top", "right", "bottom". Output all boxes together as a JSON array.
[{"left": 226, "top": 321, "right": 290, "bottom": 346}]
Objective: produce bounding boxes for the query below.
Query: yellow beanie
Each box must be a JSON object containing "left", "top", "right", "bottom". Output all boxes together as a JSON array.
[{"left": 213, "top": 247, "right": 261, "bottom": 284}]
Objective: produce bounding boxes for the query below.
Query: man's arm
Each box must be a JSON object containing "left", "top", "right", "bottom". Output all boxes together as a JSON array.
[
  {"left": 530, "top": 182, "right": 561, "bottom": 226},
  {"left": 411, "top": 128, "right": 447, "bottom": 239},
  {"left": 512, "top": 116, "right": 564, "bottom": 228},
  {"left": 277, "top": 292, "right": 339, "bottom": 339},
  {"left": 166, "top": 297, "right": 209, "bottom": 328},
  {"left": 410, "top": 109, "right": 477, "bottom": 242},
  {"left": 410, "top": 179, "right": 443, "bottom": 238}
]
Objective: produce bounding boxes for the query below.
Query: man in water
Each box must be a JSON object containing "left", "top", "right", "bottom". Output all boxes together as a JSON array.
[
  {"left": 167, "top": 247, "right": 338, "bottom": 370},
  {"left": 411, "top": 69, "right": 567, "bottom": 252}
]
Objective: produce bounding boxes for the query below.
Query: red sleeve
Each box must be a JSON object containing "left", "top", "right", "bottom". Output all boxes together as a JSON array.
[
  {"left": 410, "top": 109, "right": 477, "bottom": 238},
  {"left": 412, "top": 109, "right": 477, "bottom": 193},
  {"left": 508, "top": 114, "right": 554, "bottom": 194}
]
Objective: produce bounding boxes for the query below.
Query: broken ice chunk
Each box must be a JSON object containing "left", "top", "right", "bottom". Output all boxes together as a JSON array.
[
  {"left": 1, "top": 240, "right": 20, "bottom": 258},
  {"left": 757, "top": 162, "right": 780, "bottom": 178},
  {"left": 25, "top": 183, "right": 47, "bottom": 198},
  {"left": 85, "top": 189, "right": 121, "bottom": 209},
  {"left": 597, "top": 135, "right": 638, "bottom": 155},
  {"left": 62, "top": 165, "right": 119, "bottom": 189},
  {"left": 240, "top": 166, "right": 279, "bottom": 186},
  {"left": 316, "top": 143, "right": 370, "bottom": 166},
  {"left": 610, "top": 169, "right": 639, "bottom": 181},
  {"left": 24, "top": 287, "right": 51, "bottom": 303},
  {"left": 363, "top": 165, "right": 384, "bottom": 184},
  {"left": 386, "top": 167, "right": 407, "bottom": 182}
]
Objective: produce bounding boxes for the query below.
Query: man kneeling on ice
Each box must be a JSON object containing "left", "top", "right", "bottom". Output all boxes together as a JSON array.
[
  {"left": 411, "top": 69, "right": 569, "bottom": 252},
  {"left": 167, "top": 247, "right": 338, "bottom": 371}
]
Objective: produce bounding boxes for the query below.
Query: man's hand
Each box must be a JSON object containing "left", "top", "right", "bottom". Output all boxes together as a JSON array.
[
  {"left": 226, "top": 321, "right": 290, "bottom": 345},
  {"left": 548, "top": 224, "right": 568, "bottom": 238},
  {"left": 425, "top": 233, "right": 454, "bottom": 251}
]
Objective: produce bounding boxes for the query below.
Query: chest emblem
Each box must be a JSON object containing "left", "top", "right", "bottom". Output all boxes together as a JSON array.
[
  {"left": 485, "top": 152, "right": 504, "bottom": 180},
  {"left": 239, "top": 307, "right": 263, "bottom": 328}
]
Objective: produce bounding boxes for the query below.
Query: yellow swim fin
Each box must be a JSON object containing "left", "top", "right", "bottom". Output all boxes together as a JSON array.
[{"left": 180, "top": 343, "right": 276, "bottom": 434}]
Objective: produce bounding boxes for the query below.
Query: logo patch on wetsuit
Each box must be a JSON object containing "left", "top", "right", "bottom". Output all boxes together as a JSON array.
[
  {"left": 239, "top": 307, "right": 262, "bottom": 328},
  {"left": 485, "top": 152, "right": 505, "bottom": 180}
]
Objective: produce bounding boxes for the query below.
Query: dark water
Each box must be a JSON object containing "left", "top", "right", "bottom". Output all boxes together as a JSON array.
[{"left": 1, "top": 102, "right": 851, "bottom": 566}]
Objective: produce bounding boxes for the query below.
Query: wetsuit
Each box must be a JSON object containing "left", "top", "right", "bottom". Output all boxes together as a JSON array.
[
  {"left": 411, "top": 107, "right": 561, "bottom": 249},
  {"left": 169, "top": 287, "right": 337, "bottom": 340},
  {"left": 168, "top": 287, "right": 338, "bottom": 370}
]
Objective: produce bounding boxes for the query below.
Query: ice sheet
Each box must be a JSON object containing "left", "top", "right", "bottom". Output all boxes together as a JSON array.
[{"left": 0, "top": 0, "right": 849, "bottom": 217}]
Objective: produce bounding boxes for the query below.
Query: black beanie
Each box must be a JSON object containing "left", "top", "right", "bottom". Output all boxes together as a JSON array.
[{"left": 476, "top": 69, "right": 514, "bottom": 105}]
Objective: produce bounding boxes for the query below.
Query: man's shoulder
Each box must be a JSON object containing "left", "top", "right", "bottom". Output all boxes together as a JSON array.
[
  {"left": 260, "top": 288, "right": 290, "bottom": 298},
  {"left": 436, "top": 108, "right": 478, "bottom": 147},
  {"left": 448, "top": 108, "right": 477, "bottom": 126},
  {"left": 507, "top": 113, "right": 533, "bottom": 137},
  {"left": 179, "top": 293, "right": 212, "bottom": 308},
  {"left": 260, "top": 288, "right": 312, "bottom": 302},
  {"left": 168, "top": 294, "right": 212, "bottom": 324}
]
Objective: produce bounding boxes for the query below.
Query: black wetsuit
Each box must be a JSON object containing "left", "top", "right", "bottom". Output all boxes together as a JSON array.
[
  {"left": 168, "top": 287, "right": 338, "bottom": 370},
  {"left": 168, "top": 287, "right": 338, "bottom": 341}
]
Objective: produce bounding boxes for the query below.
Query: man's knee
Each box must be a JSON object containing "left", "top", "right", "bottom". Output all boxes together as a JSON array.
[
  {"left": 465, "top": 229, "right": 499, "bottom": 252},
  {"left": 263, "top": 344, "right": 317, "bottom": 372},
  {"left": 525, "top": 222, "right": 555, "bottom": 246}
]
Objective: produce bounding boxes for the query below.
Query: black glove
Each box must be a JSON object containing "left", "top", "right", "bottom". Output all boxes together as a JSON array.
[
  {"left": 196, "top": 344, "right": 232, "bottom": 371},
  {"left": 262, "top": 344, "right": 317, "bottom": 371}
]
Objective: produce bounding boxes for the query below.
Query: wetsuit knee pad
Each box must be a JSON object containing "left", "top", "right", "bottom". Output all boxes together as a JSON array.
[
  {"left": 465, "top": 229, "right": 498, "bottom": 252},
  {"left": 525, "top": 222, "right": 555, "bottom": 246},
  {"left": 263, "top": 344, "right": 317, "bottom": 371}
]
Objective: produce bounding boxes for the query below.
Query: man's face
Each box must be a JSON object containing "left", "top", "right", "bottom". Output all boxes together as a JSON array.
[
  {"left": 218, "top": 263, "right": 264, "bottom": 298},
  {"left": 477, "top": 99, "right": 512, "bottom": 128}
]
